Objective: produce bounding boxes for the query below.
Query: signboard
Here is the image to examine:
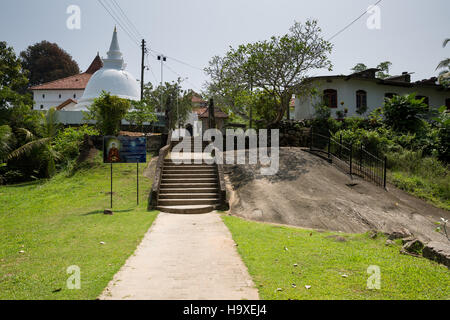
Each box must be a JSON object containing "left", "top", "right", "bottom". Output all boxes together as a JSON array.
[{"left": 103, "top": 136, "right": 147, "bottom": 163}]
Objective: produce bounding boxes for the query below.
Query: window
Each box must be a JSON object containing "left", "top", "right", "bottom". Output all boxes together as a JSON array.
[
  {"left": 42, "top": 94, "right": 45, "bottom": 99},
  {"left": 385, "top": 93, "right": 397, "bottom": 99},
  {"left": 446, "top": 98, "right": 450, "bottom": 111},
  {"left": 59, "top": 94, "right": 62, "bottom": 99},
  {"left": 356, "top": 90, "right": 367, "bottom": 111},
  {"left": 73, "top": 94, "right": 76, "bottom": 99},
  {"left": 40, "top": 105, "right": 44, "bottom": 109},
  {"left": 323, "top": 89, "right": 337, "bottom": 108}
]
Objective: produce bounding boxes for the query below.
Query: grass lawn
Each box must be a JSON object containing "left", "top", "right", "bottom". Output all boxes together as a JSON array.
[
  {"left": 223, "top": 215, "right": 450, "bottom": 300},
  {"left": 0, "top": 154, "right": 157, "bottom": 300}
]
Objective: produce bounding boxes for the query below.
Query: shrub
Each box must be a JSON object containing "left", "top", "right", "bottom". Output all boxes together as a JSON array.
[
  {"left": 84, "top": 91, "right": 130, "bottom": 135},
  {"left": 383, "top": 93, "right": 428, "bottom": 133},
  {"left": 53, "top": 125, "right": 99, "bottom": 165}
]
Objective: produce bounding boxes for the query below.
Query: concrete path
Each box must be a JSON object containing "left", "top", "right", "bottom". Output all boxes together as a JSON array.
[{"left": 99, "top": 212, "right": 259, "bottom": 300}]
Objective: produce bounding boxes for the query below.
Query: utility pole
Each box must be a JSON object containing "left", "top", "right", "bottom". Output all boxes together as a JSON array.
[
  {"left": 157, "top": 55, "right": 167, "bottom": 112},
  {"left": 249, "top": 76, "right": 253, "bottom": 129},
  {"left": 140, "top": 39, "right": 146, "bottom": 101}
]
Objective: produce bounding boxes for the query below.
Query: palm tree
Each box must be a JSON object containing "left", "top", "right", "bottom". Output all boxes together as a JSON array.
[
  {"left": 437, "top": 38, "right": 450, "bottom": 87},
  {"left": 0, "top": 125, "right": 13, "bottom": 162},
  {"left": 8, "top": 108, "right": 60, "bottom": 177}
]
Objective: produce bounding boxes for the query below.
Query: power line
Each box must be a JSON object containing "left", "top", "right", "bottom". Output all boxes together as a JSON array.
[
  {"left": 328, "top": 0, "right": 383, "bottom": 42},
  {"left": 97, "top": 0, "right": 141, "bottom": 46},
  {"left": 149, "top": 48, "right": 204, "bottom": 72},
  {"left": 110, "top": 0, "right": 144, "bottom": 40},
  {"left": 165, "top": 62, "right": 202, "bottom": 91}
]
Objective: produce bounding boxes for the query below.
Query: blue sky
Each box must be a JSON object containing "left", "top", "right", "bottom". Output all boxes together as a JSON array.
[{"left": 0, "top": 0, "right": 449, "bottom": 92}]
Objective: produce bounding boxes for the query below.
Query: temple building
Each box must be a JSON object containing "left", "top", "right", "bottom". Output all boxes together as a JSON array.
[{"left": 30, "top": 27, "right": 140, "bottom": 116}]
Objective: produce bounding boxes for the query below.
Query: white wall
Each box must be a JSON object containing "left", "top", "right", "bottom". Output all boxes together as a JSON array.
[
  {"left": 295, "top": 78, "right": 450, "bottom": 120},
  {"left": 32, "top": 89, "right": 85, "bottom": 110}
]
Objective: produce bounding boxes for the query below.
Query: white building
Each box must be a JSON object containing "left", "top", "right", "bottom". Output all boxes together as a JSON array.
[
  {"left": 295, "top": 69, "right": 450, "bottom": 120},
  {"left": 30, "top": 27, "right": 140, "bottom": 122}
]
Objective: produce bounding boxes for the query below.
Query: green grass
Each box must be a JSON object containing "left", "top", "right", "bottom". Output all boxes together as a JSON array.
[
  {"left": 0, "top": 154, "right": 157, "bottom": 300},
  {"left": 389, "top": 170, "right": 450, "bottom": 211},
  {"left": 222, "top": 215, "right": 450, "bottom": 300}
]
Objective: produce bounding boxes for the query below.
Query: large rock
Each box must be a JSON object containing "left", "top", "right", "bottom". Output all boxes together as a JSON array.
[
  {"left": 422, "top": 241, "right": 450, "bottom": 268},
  {"left": 387, "top": 228, "right": 413, "bottom": 240},
  {"left": 401, "top": 239, "right": 424, "bottom": 256}
]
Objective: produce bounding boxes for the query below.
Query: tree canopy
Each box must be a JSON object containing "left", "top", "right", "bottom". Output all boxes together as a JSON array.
[
  {"left": 205, "top": 19, "right": 333, "bottom": 126},
  {"left": 350, "top": 61, "right": 392, "bottom": 79},
  {"left": 20, "top": 41, "right": 80, "bottom": 87},
  {"left": 0, "top": 41, "right": 32, "bottom": 110}
]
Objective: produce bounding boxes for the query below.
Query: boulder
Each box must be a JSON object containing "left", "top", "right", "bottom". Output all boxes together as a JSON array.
[
  {"left": 385, "top": 239, "right": 395, "bottom": 246},
  {"left": 422, "top": 241, "right": 450, "bottom": 268},
  {"left": 387, "top": 228, "right": 413, "bottom": 240},
  {"left": 401, "top": 239, "right": 424, "bottom": 256}
]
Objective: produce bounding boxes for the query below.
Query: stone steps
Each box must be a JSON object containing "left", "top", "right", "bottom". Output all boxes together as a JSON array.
[{"left": 157, "top": 157, "right": 220, "bottom": 214}]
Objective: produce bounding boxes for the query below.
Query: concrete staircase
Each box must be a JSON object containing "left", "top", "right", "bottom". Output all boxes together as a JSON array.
[{"left": 156, "top": 158, "right": 220, "bottom": 214}]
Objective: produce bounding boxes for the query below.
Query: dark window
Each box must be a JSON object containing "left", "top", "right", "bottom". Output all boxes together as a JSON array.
[
  {"left": 73, "top": 94, "right": 76, "bottom": 99},
  {"left": 446, "top": 98, "right": 450, "bottom": 111},
  {"left": 323, "top": 89, "right": 337, "bottom": 108},
  {"left": 40, "top": 105, "right": 44, "bottom": 109},
  {"left": 385, "top": 93, "right": 397, "bottom": 99},
  {"left": 59, "top": 94, "right": 62, "bottom": 99},
  {"left": 416, "top": 95, "right": 429, "bottom": 106},
  {"left": 42, "top": 94, "right": 45, "bottom": 99},
  {"left": 356, "top": 90, "right": 367, "bottom": 110}
]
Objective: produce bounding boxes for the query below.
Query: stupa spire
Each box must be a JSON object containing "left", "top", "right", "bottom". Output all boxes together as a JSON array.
[{"left": 103, "top": 27, "right": 124, "bottom": 70}]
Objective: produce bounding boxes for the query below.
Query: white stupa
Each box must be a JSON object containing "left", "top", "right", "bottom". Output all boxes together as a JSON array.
[{"left": 75, "top": 27, "right": 140, "bottom": 110}]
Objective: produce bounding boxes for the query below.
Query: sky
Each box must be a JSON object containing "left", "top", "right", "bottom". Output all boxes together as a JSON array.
[{"left": 0, "top": 0, "right": 449, "bottom": 93}]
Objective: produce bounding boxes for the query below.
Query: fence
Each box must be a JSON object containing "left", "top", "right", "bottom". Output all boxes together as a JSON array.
[{"left": 309, "top": 128, "right": 387, "bottom": 188}]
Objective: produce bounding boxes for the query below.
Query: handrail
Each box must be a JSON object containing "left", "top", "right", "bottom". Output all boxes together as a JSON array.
[
  {"left": 148, "top": 130, "right": 172, "bottom": 210},
  {"left": 309, "top": 128, "right": 387, "bottom": 189}
]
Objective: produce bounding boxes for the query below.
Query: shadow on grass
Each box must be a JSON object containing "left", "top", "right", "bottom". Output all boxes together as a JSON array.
[{"left": 81, "top": 208, "right": 135, "bottom": 216}]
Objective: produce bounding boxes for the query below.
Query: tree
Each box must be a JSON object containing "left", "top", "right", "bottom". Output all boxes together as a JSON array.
[
  {"left": 350, "top": 61, "right": 392, "bottom": 79},
  {"left": 20, "top": 41, "right": 80, "bottom": 87},
  {"left": 205, "top": 19, "right": 333, "bottom": 126},
  {"left": 84, "top": 91, "right": 131, "bottom": 136},
  {"left": 0, "top": 41, "right": 32, "bottom": 109},
  {"left": 436, "top": 38, "right": 450, "bottom": 87},
  {"left": 7, "top": 108, "right": 61, "bottom": 178},
  {"left": 125, "top": 100, "right": 157, "bottom": 132},
  {"left": 383, "top": 93, "right": 428, "bottom": 133},
  {"left": 351, "top": 63, "right": 368, "bottom": 73},
  {"left": 376, "top": 61, "right": 392, "bottom": 79},
  {"left": 144, "top": 80, "right": 193, "bottom": 130}
]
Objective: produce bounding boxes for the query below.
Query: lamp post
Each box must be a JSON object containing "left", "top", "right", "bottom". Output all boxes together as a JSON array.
[{"left": 157, "top": 55, "right": 167, "bottom": 112}]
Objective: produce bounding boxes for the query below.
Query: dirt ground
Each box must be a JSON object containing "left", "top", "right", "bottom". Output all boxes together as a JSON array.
[{"left": 224, "top": 147, "right": 450, "bottom": 243}]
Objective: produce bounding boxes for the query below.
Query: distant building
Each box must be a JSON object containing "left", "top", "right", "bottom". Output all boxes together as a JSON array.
[
  {"left": 295, "top": 69, "right": 450, "bottom": 120},
  {"left": 30, "top": 27, "right": 140, "bottom": 124}
]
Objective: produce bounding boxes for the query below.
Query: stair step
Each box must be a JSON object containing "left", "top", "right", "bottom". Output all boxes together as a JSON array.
[
  {"left": 157, "top": 205, "right": 214, "bottom": 214},
  {"left": 160, "top": 183, "right": 218, "bottom": 188},
  {"left": 158, "top": 193, "right": 219, "bottom": 199},
  {"left": 161, "top": 178, "right": 218, "bottom": 183},
  {"left": 157, "top": 198, "right": 220, "bottom": 206},
  {"left": 162, "top": 173, "right": 217, "bottom": 179},
  {"left": 163, "top": 167, "right": 216, "bottom": 174},
  {"left": 159, "top": 188, "right": 218, "bottom": 194},
  {"left": 163, "top": 167, "right": 216, "bottom": 171}
]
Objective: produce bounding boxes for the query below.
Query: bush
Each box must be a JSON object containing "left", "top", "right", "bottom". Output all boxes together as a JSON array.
[
  {"left": 383, "top": 93, "right": 429, "bottom": 133},
  {"left": 53, "top": 125, "right": 99, "bottom": 165}
]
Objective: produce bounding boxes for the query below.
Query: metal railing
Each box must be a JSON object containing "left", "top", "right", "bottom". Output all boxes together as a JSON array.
[{"left": 309, "top": 128, "right": 387, "bottom": 188}]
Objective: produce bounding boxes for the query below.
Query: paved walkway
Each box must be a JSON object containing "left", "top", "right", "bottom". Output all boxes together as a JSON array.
[{"left": 99, "top": 212, "right": 259, "bottom": 300}]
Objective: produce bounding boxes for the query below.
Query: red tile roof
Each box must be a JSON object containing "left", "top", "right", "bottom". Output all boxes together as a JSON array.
[
  {"left": 56, "top": 98, "right": 78, "bottom": 110},
  {"left": 195, "top": 107, "right": 229, "bottom": 119},
  {"left": 30, "top": 54, "right": 103, "bottom": 91}
]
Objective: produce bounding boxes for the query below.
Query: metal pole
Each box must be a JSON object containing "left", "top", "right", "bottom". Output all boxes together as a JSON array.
[
  {"left": 349, "top": 143, "right": 353, "bottom": 176},
  {"left": 328, "top": 133, "right": 331, "bottom": 161},
  {"left": 383, "top": 156, "right": 387, "bottom": 189},
  {"left": 110, "top": 162, "right": 113, "bottom": 208},
  {"left": 310, "top": 127, "right": 313, "bottom": 151},
  {"left": 249, "top": 76, "right": 253, "bottom": 129},
  {"left": 137, "top": 162, "right": 139, "bottom": 205}
]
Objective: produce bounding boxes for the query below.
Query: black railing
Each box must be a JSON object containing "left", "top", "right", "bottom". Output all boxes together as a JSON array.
[{"left": 309, "top": 128, "right": 387, "bottom": 188}]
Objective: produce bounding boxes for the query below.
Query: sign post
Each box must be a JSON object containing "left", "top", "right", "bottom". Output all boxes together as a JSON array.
[{"left": 103, "top": 136, "right": 147, "bottom": 208}]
